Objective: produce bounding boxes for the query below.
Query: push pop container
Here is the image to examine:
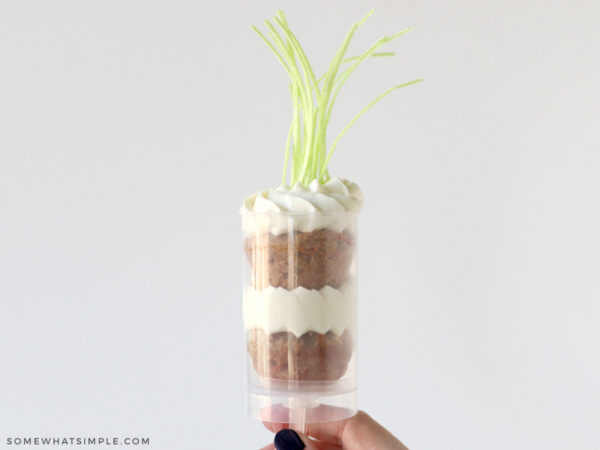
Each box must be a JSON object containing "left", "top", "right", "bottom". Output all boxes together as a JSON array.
[
  {"left": 242, "top": 210, "right": 358, "bottom": 429},
  {"left": 241, "top": 6, "right": 422, "bottom": 431}
]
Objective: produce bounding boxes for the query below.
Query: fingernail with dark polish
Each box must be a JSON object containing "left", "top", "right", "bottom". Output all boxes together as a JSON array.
[{"left": 274, "top": 429, "right": 305, "bottom": 450}]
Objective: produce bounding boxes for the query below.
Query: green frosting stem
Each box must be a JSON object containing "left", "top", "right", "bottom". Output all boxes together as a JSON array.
[{"left": 252, "top": 9, "right": 422, "bottom": 186}]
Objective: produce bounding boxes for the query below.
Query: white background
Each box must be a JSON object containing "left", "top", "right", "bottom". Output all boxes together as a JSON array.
[{"left": 1, "top": 1, "right": 599, "bottom": 449}]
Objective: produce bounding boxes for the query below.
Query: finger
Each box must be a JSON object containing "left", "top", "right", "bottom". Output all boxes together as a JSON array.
[
  {"left": 263, "top": 420, "right": 288, "bottom": 434},
  {"left": 267, "top": 409, "right": 408, "bottom": 449},
  {"left": 305, "top": 439, "right": 341, "bottom": 450},
  {"left": 340, "top": 411, "right": 409, "bottom": 450},
  {"left": 263, "top": 427, "right": 340, "bottom": 450},
  {"left": 261, "top": 403, "right": 290, "bottom": 424},
  {"left": 274, "top": 429, "right": 320, "bottom": 450},
  {"left": 263, "top": 405, "right": 348, "bottom": 445},
  {"left": 262, "top": 404, "right": 352, "bottom": 444}
]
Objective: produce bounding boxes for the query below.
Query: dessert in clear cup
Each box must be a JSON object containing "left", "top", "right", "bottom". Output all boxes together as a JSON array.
[
  {"left": 242, "top": 179, "right": 361, "bottom": 381},
  {"left": 241, "top": 9, "right": 421, "bottom": 423}
]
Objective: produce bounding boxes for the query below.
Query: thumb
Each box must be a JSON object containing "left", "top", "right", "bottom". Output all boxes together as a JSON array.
[{"left": 274, "top": 428, "right": 318, "bottom": 450}]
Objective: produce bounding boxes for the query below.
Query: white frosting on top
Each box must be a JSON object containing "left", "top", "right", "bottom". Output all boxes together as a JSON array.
[
  {"left": 241, "top": 178, "right": 363, "bottom": 235},
  {"left": 243, "top": 283, "right": 356, "bottom": 337}
]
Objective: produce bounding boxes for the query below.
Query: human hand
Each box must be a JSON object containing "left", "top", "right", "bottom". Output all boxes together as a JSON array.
[{"left": 260, "top": 408, "right": 408, "bottom": 450}]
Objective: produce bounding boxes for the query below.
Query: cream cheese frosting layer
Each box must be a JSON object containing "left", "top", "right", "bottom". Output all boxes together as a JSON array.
[
  {"left": 243, "top": 283, "right": 356, "bottom": 337},
  {"left": 241, "top": 177, "right": 363, "bottom": 235}
]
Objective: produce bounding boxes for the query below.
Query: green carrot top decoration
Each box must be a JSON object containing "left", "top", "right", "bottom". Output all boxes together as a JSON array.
[{"left": 252, "top": 9, "right": 422, "bottom": 186}]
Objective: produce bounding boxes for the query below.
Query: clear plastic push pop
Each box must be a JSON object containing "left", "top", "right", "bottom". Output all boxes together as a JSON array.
[
  {"left": 241, "top": 8, "right": 421, "bottom": 432},
  {"left": 242, "top": 210, "right": 358, "bottom": 428}
]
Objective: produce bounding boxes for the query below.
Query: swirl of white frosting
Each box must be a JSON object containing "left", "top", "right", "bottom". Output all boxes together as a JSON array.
[
  {"left": 241, "top": 177, "right": 363, "bottom": 235},
  {"left": 243, "top": 283, "right": 356, "bottom": 337}
]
